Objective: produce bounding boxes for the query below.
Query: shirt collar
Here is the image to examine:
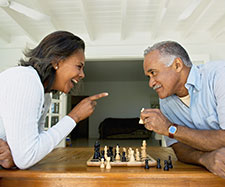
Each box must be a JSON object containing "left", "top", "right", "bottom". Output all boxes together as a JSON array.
[{"left": 185, "top": 64, "right": 201, "bottom": 91}]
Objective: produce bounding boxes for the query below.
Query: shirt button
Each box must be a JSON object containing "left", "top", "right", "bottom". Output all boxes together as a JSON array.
[{"left": 193, "top": 90, "right": 196, "bottom": 93}]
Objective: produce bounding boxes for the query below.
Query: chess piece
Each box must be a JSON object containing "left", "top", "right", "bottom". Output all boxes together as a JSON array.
[
  {"left": 141, "top": 140, "right": 147, "bottom": 158},
  {"left": 164, "top": 160, "right": 169, "bottom": 171},
  {"left": 144, "top": 159, "right": 149, "bottom": 169},
  {"left": 93, "top": 141, "right": 100, "bottom": 159},
  {"left": 122, "top": 151, "right": 126, "bottom": 162},
  {"left": 139, "top": 108, "right": 145, "bottom": 124},
  {"left": 128, "top": 147, "right": 132, "bottom": 160},
  {"left": 142, "top": 140, "right": 147, "bottom": 148},
  {"left": 168, "top": 156, "right": 173, "bottom": 169},
  {"left": 156, "top": 158, "right": 161, "bottom": 169},
  {"left": 106, "top": 157, "right": 111, "bottom": 169},
  {"left": 104, "top": 146, "right": 108, "bottom": 159},
  {"left": 141, "top": 146, "right": 147, "bottom": 159},
  {"left": 115, "top": 145, "right": 120, "bottom": 161},
  {"left": 135, "top": 149, "right": 140, "bottom": 161},
  {"left": 109, "top": 146, "right": 113, "bottom": 157},
  {"left": 123, "top": 147, "right": 127, "bottom": 157},
  {"left": 129, "top": 150, "right": 135, "bottom": 162},
  {"left": 100, "top": 158, "right": 105, "bottom": 169}
]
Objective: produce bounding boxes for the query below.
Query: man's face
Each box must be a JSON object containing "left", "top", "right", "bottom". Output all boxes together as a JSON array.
[{"left": 143, "top": 50, "right": 179, "bottom": 99}]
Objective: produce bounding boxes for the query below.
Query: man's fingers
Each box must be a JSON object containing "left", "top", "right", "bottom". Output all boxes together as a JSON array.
[{"left": 89, "top": 92, "right": 109, "bottom": 101}]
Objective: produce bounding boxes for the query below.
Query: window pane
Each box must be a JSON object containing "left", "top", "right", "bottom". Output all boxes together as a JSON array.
[
  {"left": 51, "top": 103, "right": 59, "bottom": 113},
  {"left": 51, "top": 116, "right": 59, "bottom": 126},
  {"left": 52, "top": 92, "right": 60, "bottom": 99}
]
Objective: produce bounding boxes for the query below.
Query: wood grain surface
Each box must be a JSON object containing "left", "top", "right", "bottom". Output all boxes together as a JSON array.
[{"left": 0, "top": 147, "right": 224, "bottom": 186}]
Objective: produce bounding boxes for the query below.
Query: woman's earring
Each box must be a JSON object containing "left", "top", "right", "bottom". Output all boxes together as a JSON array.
[{"left": 55, "top": 66, "right": 58, "bottom": 70}]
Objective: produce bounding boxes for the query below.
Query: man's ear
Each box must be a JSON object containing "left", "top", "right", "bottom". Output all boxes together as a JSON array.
[{"left": 172, "top": 58, "right": 183, "bottom": 72}]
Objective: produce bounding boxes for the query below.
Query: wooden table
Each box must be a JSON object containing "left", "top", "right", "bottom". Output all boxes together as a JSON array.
[{"left": 0, "top": 147, "right": 224, "bottom": 186}]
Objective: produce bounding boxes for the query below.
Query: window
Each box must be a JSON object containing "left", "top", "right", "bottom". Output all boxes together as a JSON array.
[{"left": 44, "top": 92, "right": 67, "bottom": 129}]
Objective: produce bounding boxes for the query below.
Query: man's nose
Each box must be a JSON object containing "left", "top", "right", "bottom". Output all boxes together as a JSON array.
[{"left": 149, "top": 77, "right": 155, "bottom": 88}]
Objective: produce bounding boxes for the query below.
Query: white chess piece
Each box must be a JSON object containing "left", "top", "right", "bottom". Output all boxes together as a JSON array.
[
  {"left": 100, "top": 158, "right": 105, "bottom": 169},
  {"left": 128, "top": 147, "right": 132, "bottom": 160},
  {"left": 104, "top": 145, "right": 108, "bottom": 159},
  {"left": 139, "top": 108, "right": 145, "bottom": 124},
  {"left": 136, "top": 148, "right": 140, "bottom": 161},
  {"left": 115, "top": 145, "right": 120, "bottom": 161},
  {"left": 129, "top": 150, "right": 135, "bottom": 162},
  {"left": 142, "top": 140, "right": 147, "bottom": 148},
  {"left": 106, "top": 157, "right": 111, "bottom": 169}
]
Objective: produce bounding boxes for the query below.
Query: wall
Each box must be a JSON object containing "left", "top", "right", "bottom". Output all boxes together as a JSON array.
[
  {"left": 81, "top": 81, "right": 158, "bottom": 138},
  {"left": 0, "top": 48, "right": 23, "bottom": 72}
]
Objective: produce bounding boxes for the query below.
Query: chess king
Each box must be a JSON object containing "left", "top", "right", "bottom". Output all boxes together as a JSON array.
[{"left": 140, "top": 41, "right": 225, "bottom": 179}]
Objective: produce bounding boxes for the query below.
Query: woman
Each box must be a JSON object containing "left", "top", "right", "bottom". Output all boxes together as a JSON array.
[{"left": 0, "top": 31, "right": 108, "bottom": 169}]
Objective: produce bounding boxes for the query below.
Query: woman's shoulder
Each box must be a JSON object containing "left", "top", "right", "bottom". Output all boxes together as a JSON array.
[
  {"left": 1, "top": 66, "right": 43, "bottom": 90},
  {"left": 1, "top": 66, "right": 39, "bottom": 80}
]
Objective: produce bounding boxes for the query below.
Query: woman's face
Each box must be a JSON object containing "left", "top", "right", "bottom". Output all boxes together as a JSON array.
[{"left": 51, "top": 49, "right": 85, "bottom": 94}]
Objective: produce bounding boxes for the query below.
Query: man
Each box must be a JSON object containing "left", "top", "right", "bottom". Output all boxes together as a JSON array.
[{"left": 140, "top": 41, "right": 225, "bottom": 178}]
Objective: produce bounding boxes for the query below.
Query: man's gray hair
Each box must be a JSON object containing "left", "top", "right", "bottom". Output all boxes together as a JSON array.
[{"left": 144, "top": 41, "right": 192, "bottom": 67}]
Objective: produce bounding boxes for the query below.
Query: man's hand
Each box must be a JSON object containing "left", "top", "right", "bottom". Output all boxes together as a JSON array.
[
  {"left": 68, "top": 92, "right": 109, "bottom": 123},
  {"left": 200, "top": 147, "right": 225, "bottom": 179},
  {"left": 140, "top": 108, "right": 172, "bottom": 135},
  {"left": 0, "top": 139, "right": 15, "bottom": 168}
]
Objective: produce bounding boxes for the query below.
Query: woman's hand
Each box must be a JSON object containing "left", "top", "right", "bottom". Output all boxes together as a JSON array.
[
  {"left": 68, "top": 92, "right": 108, "bottom": 123},
  {"left": 0, "top": 139, "right": 15, "bottom": 168}
]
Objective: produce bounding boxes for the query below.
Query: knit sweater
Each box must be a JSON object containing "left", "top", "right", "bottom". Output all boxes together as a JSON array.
[{"left": 0, "top": 66, "right": 76, "bottom": 169}]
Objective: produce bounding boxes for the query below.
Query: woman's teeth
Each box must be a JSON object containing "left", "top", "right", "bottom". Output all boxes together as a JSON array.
[{"left": 72, "top": 79, "right": 78, "bottom": 84}]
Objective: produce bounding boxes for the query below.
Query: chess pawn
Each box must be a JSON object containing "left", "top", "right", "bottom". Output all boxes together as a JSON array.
[
  {"left": 144, "top": 159, "right": 149, "bottom": 169},
  {"left": 156, "top": 158, "right": 161, "bottom": 169},
  {"left": 168, "top": 156, "right": 173, "bottom": 169},
  {"left": 100, "top": 158, "right": 105, "bottom": 169},
  {"left": 122, "top": 152, "right": 127, "bottom": 162},
  {"left": 128, "top": 147, "right": 132, "bottom": 160},
  {"left": 123, "top": 147, "right": 127, "bottom": 157},
  {"left": 115, "top": 145, "right": 120, "bottom": 161},
  {"left": 164, "top": 160, "right": 169, "bottom": 171},
  {"left": 129, "top": 150, "right": 135, "bottom": 162},
  {"left": 106, "top": 157, "right": 111, "bottom": 169},
  {"left": 135, "top": 149, "right": 140, "bottom": 161}
]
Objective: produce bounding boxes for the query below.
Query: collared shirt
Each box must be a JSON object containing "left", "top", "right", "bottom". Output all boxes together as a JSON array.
[{"left": 160, "top": 61, "right": 225, "bottom": 146}]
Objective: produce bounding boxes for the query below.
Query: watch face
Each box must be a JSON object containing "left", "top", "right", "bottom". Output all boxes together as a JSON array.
[{"left": 169, "top": 126, "right": 177, "bottom": 134}]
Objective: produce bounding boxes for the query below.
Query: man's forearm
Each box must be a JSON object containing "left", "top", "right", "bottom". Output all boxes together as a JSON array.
[
  {"left": 172, "top": 142, "right": 206, "bottom": 165},
  {"left": 174, "top": 126, "right": 225, "bottom": 151}
]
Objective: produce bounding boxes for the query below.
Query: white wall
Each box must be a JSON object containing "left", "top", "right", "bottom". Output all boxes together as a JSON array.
[
  {"left": 0, "top": 48, "right": 23, "bottom": 72},
  {"left": 81, "top": 81, "right": 158, "bottom": 138}
]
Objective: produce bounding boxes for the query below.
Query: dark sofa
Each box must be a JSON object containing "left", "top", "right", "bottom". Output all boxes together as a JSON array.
[{"left": 98, "top": 117, "right": 151, "bottom": 139}]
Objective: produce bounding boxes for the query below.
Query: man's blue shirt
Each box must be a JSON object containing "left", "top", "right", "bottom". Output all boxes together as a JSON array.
[{"left": 160, "top": 61, "right": 225, "bottom": 146}]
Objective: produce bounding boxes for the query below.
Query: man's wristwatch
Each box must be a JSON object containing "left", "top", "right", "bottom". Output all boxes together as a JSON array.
[{"left": 168, "top": 124, "right": 178, "bottom": 138}]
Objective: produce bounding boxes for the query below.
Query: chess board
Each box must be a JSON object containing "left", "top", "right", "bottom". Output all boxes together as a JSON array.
[{"left": 87, "top": 154, "right": 157, "bottom": 167}]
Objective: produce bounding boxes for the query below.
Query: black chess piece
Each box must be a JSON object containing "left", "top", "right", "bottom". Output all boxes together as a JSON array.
[
  {"left": 156, "top": 158, "right": 161, "bottom": 169},
  {"left": 164, "top": 160, "right": 169, "bottom": 171},
  {"left": 93, "top": 141, "right": 100, "bottom": 159},
  {"left": 122, "top": 152, "right": 126, "bottom": 162},
  {"left": 109, "top": 146, "right": 113, "bottom": 156},
  {"left": 168, "top": 156, "right": 173, "bottom": 169},
  {"left": 144, "top": 159, "right": 149, "bottom": 169}
]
